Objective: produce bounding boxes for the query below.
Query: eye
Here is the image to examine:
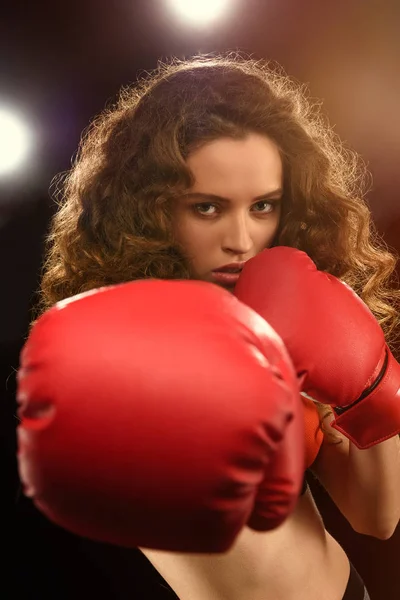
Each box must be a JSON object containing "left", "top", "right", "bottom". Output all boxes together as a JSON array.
[
  {"left": 193, "top": 203, "right": 219, "bottom": 216},
  {"left": 252, "top": 200, "right": 278, "bottom": 214}
]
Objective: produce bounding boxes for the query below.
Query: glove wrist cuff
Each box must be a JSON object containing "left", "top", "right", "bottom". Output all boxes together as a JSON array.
[{"left": 331, "top": 348, "right": 400, "bottom": 449}]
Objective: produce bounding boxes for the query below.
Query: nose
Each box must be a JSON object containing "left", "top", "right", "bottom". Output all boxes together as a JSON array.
[{"left": 221, "top": 213, "right": 253, "bottom": 256}]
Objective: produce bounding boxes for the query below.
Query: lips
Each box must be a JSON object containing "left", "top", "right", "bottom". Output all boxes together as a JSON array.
[
  {"left": 212, "top": 262, "right": 246, "bottom": 274},
  {"left": 215, "top": 267, "right": 241, "bottom": 273},
  {"left": 211, "top": 262, "right": 246, "bottom": 287}
]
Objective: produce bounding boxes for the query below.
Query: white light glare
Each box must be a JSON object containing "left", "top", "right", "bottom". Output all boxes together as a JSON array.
[
  {"left": 0, "top": 107, "right": 32, "bottom": 177},
  {"left": 168, "top": 0, "right": 230, "bottom": 25}
]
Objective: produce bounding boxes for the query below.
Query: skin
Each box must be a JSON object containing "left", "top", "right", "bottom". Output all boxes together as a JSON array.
[{"left": 172, "top": 133, "right": 283, "bottom": 289}]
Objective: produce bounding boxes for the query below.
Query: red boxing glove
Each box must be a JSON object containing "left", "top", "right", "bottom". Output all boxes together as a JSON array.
[
  {"left": 17, "top": 279, "right": 304, "bottom": 553},
  {"left": 234, "top": 246, "right": 400, "bottom": 450}
]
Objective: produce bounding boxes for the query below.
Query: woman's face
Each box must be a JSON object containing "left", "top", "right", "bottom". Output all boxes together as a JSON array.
[{"left": 173, "top": 133, "right": 283, "bottom": 290}]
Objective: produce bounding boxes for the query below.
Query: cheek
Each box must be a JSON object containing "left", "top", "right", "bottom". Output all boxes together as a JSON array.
[
  {"left": 254, "top": 217, "right": 280, "bottom": 250},
  {"left": 174, "top": 218, "right": 214, "bottom": 259}
]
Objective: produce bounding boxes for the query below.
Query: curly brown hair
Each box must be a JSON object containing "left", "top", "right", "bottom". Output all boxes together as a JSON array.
[{"left": 36, "top": 52, "right": 400, "bottom": 358}]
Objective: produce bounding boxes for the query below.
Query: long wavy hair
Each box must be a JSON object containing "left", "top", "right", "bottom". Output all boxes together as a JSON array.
[{"left": 36, "top": 53, "right": 400, "bottom": 361}]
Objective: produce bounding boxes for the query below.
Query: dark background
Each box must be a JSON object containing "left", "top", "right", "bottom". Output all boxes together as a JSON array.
[{"left": 2, "top": 1, "right": 399, "bottom": 598}]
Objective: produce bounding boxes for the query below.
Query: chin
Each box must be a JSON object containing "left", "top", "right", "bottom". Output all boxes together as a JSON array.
[
  {"left": 195, "top": 275, "right": 235, "bottom": 293},
  {"left": 218, "top": 283, "right": 236, "bottom": 293}
]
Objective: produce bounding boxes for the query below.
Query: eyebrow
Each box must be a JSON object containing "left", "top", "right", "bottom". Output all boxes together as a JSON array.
[{"left": 181, "top": 189, "right": 283, "bottom": 203}]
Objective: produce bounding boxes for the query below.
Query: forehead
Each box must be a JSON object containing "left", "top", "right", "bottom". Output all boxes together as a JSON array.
[{"left": 186, "top": 134, "right": 283, "bottom": 196}]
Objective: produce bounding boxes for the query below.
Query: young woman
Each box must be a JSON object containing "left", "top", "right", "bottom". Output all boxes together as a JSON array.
[{"left": 26, "top": 54, "right": 400, "bottom": 600}]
